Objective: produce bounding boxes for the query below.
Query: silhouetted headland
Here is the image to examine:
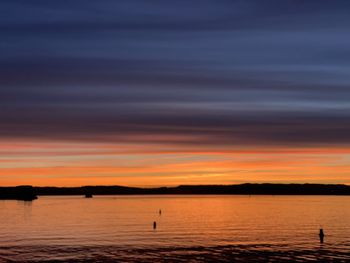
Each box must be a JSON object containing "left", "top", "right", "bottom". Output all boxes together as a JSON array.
[
  {"left": 0, "top": 185, "right": 38, "bottom": 201},
  {"left": 2, "top": 184, "right": 350, "bottom": 199}
]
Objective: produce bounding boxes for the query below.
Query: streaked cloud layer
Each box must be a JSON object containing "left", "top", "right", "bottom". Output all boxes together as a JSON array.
[{"left": 1, "top": 1, "right": 349, "bottom": 185}]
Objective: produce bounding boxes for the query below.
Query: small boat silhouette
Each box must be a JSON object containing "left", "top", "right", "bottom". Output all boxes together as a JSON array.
[{"left": 85, "top": 193, "right": 93, "bottom": 198}]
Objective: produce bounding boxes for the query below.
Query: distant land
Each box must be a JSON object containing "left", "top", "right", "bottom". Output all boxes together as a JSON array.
[
  {"left": 0, "top": 186, "right": 38, "bottom": 201},
  {"left": 1, "top": 184, "right": 350, "bottom": 200}
]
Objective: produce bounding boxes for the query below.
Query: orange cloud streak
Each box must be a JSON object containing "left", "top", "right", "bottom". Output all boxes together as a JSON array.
[{"left": 1, "top": 139, "right": 350, "bottom": 186}]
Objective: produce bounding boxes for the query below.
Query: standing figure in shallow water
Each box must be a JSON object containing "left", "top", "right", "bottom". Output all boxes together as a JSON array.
[{"left": 319, "top": 228, "right": 325, "bottom": 243}]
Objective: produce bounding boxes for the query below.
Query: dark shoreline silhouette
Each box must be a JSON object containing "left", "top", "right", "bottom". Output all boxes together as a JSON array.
[
  {"left": 0, "top": 186, "right": 38, "bottom": 201},
  {"left": 1, "top": 184, "right": 350, "bottom": 200}
]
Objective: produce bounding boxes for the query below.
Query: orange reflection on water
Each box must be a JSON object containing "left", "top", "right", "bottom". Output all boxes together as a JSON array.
[{"left": 1, "top": 195, "right": 350, "bottom": 248}]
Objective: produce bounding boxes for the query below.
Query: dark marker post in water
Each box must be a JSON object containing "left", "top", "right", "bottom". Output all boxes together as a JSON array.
[
  {"left": 153, "top": 221, "right": 157, "bottom": 230},
  {"left": 319, "top": 228, "right": 325, "bottom": 243}
]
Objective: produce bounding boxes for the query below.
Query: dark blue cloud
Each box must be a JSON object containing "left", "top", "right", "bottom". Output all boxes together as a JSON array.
[{"left": 0, "top": 0, "right": 350, "bottom": 146}]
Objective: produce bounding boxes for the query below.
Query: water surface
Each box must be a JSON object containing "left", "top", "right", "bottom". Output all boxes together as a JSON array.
[{"left": 0, "top": 195, "right": 349, "bottom": 262}]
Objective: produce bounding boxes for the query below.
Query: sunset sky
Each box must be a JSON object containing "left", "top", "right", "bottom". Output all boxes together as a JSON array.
[{"left": 1, "top": 0, "right": 350, "bottom": 186}]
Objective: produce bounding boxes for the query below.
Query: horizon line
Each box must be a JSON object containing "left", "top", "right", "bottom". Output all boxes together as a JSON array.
[{"left": 2, "top": 182, "right": 349, "bottom": 188}]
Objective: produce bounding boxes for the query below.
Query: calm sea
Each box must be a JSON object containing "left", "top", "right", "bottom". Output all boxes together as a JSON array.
[{"left": 0, "top": 195, "right": 349, "bottom": 262}]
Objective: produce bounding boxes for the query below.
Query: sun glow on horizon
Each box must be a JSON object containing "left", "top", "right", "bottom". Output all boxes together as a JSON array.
[{"left": 1, "top": 139, "right": 349, "bottom": 187}]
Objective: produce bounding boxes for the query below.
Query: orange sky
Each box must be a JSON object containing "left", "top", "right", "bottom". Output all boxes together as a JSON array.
[
  {"left": 1, "top": 139, "right": 349, "bottom": 186},
  {"left": 1, "top": 1, "right": 350, "bottom": 188}
]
